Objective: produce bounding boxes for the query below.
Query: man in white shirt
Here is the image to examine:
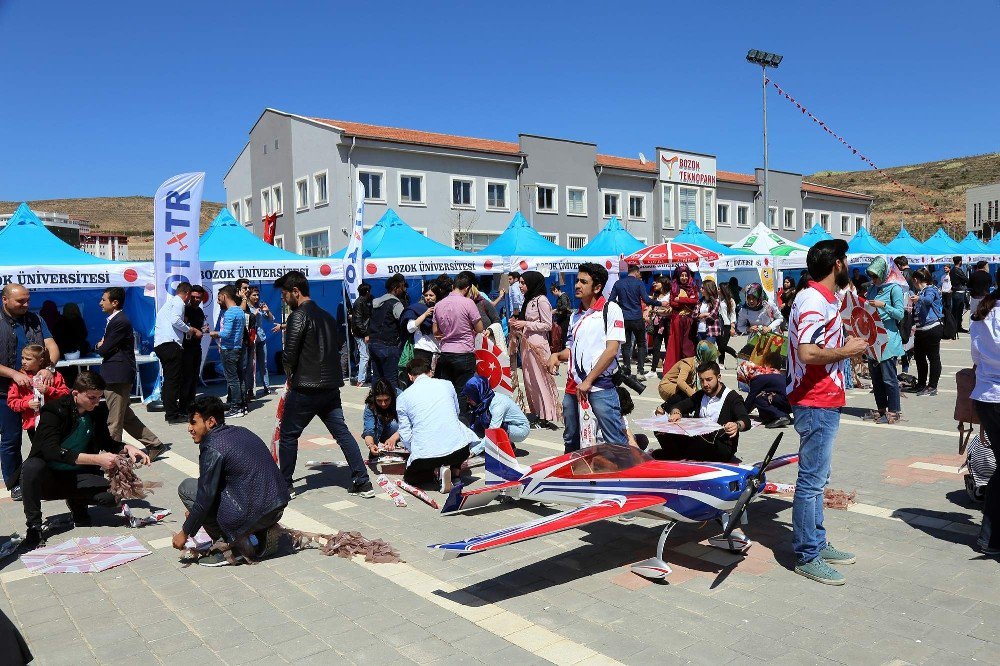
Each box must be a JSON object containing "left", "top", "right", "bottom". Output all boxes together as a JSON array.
[
  {"left": 153, "top": 282, "right": 201, "bottom": 424},
  {"left": 397, "top": 355, "right": 477, "bottom": 492},
  {"left": 547, "top": 263, "right": 628, "bottom": 452}
]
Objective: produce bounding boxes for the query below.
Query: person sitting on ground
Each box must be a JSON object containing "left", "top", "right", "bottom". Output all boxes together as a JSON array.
[
  {"left": 6, "top": 345, "right": 68, "bottom": 437},
  {"left": 362, "top": 379, "right": 402, "bottom": 462},
  {"left": 18, "top": 371, "right": 149, "bottom": 550},
  {"left": 397, "top": 356, "right": 477, "bottom": 493},
  {"left": 743, "top": 351, "right": 793, "bottom": 429},
  {"left": 172, "top": 396, "right": 289, "bottom": 567},
  {"left": 658, "top": 340, "right": 718, "bottom": 409},
  {"left": 652, "top": 361, "right": 751, "bottom": 462},
  {"left": 736, "top": 283, "right": 783, "bottom": 335},
  {"left": 462, "top": 375, "right": 529, "bottom": 457}
]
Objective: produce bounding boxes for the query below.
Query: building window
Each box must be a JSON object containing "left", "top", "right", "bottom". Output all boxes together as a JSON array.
[
  {"left": 242, "top": 197, "right": 251, "bottom": 223},
  {"left": 783, "top": 208, "right": 796, "bottom": 231},
  {"left": 399, "top": 173, "right": 426, "bottom": 205},
  {"left": 567, "top": 187, "right": 587, "bottom": 216},
  {"left": 359, "top": 170, "right": 384, "bottom": 202},
  {"left": 604, "top": 191, "right": 620, "bottom": 217},
  {"left": 454, "top": 230, "right": 501, "bottom": 252},
  {"left": 540, "top": 232, "right": 558, "bottom": 244},
  {"left": 273, "top": 235, "right": 284, "bottom": 250},
  {"left": 567, "top": 234, "right": 588, "bottom": 250},
  {"left": 271, "top": 184, "right": 283, "bottom": 215},
  {"left": 804, "top": 211, "right": 814, "bottom": 228},
  {"left": 840, "top": 215, "right": 851, "bottom": 234},
  {"left": 295, "top": 178, "right": 309, "bottom": 211},
  {"left": 628, "top": 194, "right": 646, "bottom": 220},
  {"left": 737, "top": 205, "right": 749, "bottom": 227},
  {"left": 661, "top": 184, "right": 674, "bottom": 230},
  {"left": 702, "top": 190, "right": 715, "bottom": 230},
  {"left": 486, "top": 181, "right": 508, "bottom": 210},
  {"left": 260, "top": 188, "right": 272, "bottom": 216},
  {"left": 299, "top": 229, "right": 329, "bottom": 257},
  {"left": 768, "top": 207, "right": 778, "bottom": 229},
  {"left": 855, "top": 216, "right": 865, "bottom": 233},
  {"left": 717, "top": 203, "right": 730, "bottom": 226},
  {"left": 536, "top": 185, "right": 556, "bottom": 213},
  {"left": 313, "top": 171, "right": 329, "bottom": 206},
  {"left": 820, "top": 213, "right": 830, "bottom": 231},
  {"left": 679, "top": 187, "right": 698, "bottom": 225},
  {"left": 231, "top": 201, "right": 241, "bottom": 220},
  {"left": 451, "top": 177, "right": 474, "bottom": 208}
]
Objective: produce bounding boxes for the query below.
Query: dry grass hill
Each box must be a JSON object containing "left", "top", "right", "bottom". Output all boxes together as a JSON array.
[
  {"left": 809, "top": 152, "right": 1000, "bottom": 243},
  {"left": 0, "top": 197, "right": 223, "bottom": 260}
]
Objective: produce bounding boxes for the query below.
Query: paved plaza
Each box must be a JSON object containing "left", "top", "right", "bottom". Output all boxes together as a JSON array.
[{"left": 1, "top": 336, "right": 996, "bottom": 665}]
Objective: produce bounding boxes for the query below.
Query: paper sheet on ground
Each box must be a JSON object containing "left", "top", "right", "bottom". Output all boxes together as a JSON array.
[{"left": 632, "top": 416, "right": 723, "bottom": 436}]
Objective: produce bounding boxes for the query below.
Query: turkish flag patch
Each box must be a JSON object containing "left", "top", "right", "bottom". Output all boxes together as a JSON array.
[{"left": 614, "top": 321, "right": 624, "bottom": 328}]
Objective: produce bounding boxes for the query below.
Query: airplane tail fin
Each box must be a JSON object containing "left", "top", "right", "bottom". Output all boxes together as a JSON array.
[{"left": 484, "top": 428, "right": 529, "bottom": 485}]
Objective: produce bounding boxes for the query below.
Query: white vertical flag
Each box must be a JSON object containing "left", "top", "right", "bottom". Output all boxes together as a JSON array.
[
  {"left": 153, "top": 172, "right": 205, "bottom": 308},
  {"left": 344, "top": 179, "right": 366, "bottom": 304}
]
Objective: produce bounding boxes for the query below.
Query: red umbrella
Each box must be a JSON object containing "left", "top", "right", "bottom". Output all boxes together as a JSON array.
[{"left": 624, "top": 241, "right": 721, "bottom": 267}]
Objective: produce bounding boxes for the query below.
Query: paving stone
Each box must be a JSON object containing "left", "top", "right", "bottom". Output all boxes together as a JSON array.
[{"left": 271, "top": 634, "right": 331, "bottom": 660}]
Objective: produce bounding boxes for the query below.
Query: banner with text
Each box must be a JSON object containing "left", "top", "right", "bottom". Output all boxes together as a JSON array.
[
  {"left": 153, "top": 172, "right": 205, "bottom": 309},
  {"left": 344, "top": 180, "right": 366, "bottom": 304},
  {"left": 0, "top": 263, "right": 154, "bottom": 291}
]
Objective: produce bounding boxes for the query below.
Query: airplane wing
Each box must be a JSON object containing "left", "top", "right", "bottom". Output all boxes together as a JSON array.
[{"left": 428, "top": 494, "right": 666, "bottom": 557}]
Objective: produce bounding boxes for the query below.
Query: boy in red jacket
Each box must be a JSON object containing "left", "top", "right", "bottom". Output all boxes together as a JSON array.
[{"left": 6, "top": 345, "right": 68, "bottom": 436}]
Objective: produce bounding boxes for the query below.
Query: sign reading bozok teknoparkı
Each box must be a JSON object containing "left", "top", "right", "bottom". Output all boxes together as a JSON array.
[{"left": 657, "top": 148, "right": 717, "bottom": 186}]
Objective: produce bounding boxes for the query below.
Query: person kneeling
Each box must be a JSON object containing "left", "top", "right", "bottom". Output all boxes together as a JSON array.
[
  {"left": 172, "top": 396, "right": 289, "bottom": 566},
  {"left": 742, "top": 351, "right": 793, "bottom": 429},
  {"left": 397, "top": 356, "right": 477, "bottom": 493},
  {"left": 653, "top": 361, "right": 750, "bottom": 462},
  {"left": 20, "top": 371, "right": 150, "bottom": 550},
  {"left": 463, "top": 375, "right": 530, "bottom": 457}
]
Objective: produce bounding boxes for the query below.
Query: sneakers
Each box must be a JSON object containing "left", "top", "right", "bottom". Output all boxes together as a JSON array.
[
  {"left": 349, "top": 482, "right": 376, "bottom": 499},
  {"left": 146, "top": 443, "right": 169, "bottom": 461},
  {"left": 917, "top": 387, "right": 938, "bottom": 397},
  {"left": 765, "top": 416, "right": 792, "bottom": 429},
  {"left": 198, "top": 552, "right": 238, "bottom": 567},
  {"left": 820, "top": 543, "right": 856, "bottom": 565},
  {"left": 875, "top": 411, "right": 900, "bottom": 424},
  {"left": 224, "top": 407, "right": 246, "bottom": 419},
  {"left": 794, "top": 558, "right": 845, "bottom": 585},
  {"left": 439, "top": 466, "right": 453, "bottom": 494},
  {"left": 9, "top": 486, "right": 22, "bottom": 502}
]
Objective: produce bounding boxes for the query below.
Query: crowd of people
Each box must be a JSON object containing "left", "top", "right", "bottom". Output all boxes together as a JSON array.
[{"left": 1, "top": 244, "right": 997, "bottom": 575}]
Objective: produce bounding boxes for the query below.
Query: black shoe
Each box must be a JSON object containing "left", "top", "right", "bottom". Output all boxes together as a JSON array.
[
  {"left": 349, "top": 481, "right": 376, "bottom": 499},
  {"left": 165, "top": 415, "right": 187, "bottom": 425},
  {"left": 21, "top": 527, "right": 45, "bottom": 551},
  {"left": 146, "top": 443, "right": 169, "bottom": 461},
  {"left": 9, "top": 486, "right": 22, "bottom": 502},
  {"left": 765, "top": 416, "right": 792, "bottom": 429}
]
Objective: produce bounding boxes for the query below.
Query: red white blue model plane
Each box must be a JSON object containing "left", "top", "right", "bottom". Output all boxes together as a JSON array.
[{"left": 428, "top": 430, "right": 797, "bottom": 579}]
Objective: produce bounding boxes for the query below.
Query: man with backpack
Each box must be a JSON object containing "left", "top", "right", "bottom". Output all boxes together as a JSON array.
[
  {"left": 367, "top": 274, "right": 407, "bottom": 389},
  {"left": 349, "top": 283, "right": 373, "bottom": 388}
]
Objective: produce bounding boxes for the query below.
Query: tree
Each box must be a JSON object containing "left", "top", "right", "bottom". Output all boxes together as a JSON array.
[{"left": 451, "top": 210, "right": 480, "bottom": 252}]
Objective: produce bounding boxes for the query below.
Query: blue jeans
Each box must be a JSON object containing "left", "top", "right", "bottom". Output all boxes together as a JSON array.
[
  {"left": 278, "top": 388, "right": 369, "bottom": 489},
  {"left": 562, "top": 389, "right": 627, "bottom": 453},
  {"left": 355, "top": 337, "right": 370, "bottom": 383},
  {"left": 696, "top": 332, "right": 716, "bottom": 343},
  {"left": 368, "top": 341, "right": 401, "bottom": 388},
  {"left": 0, "top": 397, "right": 23, "bottom": 489},
  {"left": 253, "top": 340, "right": 270, "bottom": 391},
  {"left": 868, "top": 358, "right": 900, "bottom": 413},
  {"left": 792, "top": 405, "right": 840, "bottom": 565},
  {"left": 220, "top": 348, "right": 245, "bottom": 408}
]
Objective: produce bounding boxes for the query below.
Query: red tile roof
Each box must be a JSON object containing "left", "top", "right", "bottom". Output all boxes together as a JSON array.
[
  {"left": 717, "top": 170, "right": 757, "bottom": 185},
  {"left": 595, "top": 154, "right": 657, "bottom": 172},
  {"left": 802, "top": 181, "right": 874, "bottom": 201},
  {"left": 310, "top": 118, "right": 521, "bottom": 155}
]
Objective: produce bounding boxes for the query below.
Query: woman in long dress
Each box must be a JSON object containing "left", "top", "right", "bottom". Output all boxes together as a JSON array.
[
  {"left": 509, "top": 271, "right": 559, "bottom": 429},
  {"left": 663, "top": 265, "right": 698, "bottom": 372}
]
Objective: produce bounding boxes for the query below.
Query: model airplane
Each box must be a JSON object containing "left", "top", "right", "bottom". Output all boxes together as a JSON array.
[{"left": 428, "top": 429, "right": 798, "bottom": 580}]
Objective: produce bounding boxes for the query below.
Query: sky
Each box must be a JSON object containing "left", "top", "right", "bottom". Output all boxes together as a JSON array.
[{"left": 1, "top": 0, "right": 998, "bottom": 203}]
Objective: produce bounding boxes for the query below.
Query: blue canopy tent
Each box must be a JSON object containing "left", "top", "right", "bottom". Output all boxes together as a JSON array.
[
  {"left": 885, "top": 226, "right": 925, "bottom": 256},
  {"left": 847, "top": 226, "right": 889, "bottom": 256},
  {"left": 917, "top": 228, "right": 964, "bottom": 259},
  {"left": 989, "top": 235, "right": 1000, "bottom": 252},
  {"left": 675, "top": 221, "right": 751, "bottom": 256},
  {"left": 958, "top": 232, "right": 992, "bottom": 256},
  {"left": 0, "top": 203, "right": 156, "bottom": 389},
  {"left": 798, "top": 223, "right": 834, "bottom": 248},
  {"left": 574, "top": 216, "right": 644, "bottom": 258},
  {"left": 480, "top": 212, "right": 566, "bottom": 258}
]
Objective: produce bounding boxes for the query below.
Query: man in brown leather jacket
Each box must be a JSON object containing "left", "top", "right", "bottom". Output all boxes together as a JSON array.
[{"left": 273, "top": 271, "right": 373, "bottom": 499}]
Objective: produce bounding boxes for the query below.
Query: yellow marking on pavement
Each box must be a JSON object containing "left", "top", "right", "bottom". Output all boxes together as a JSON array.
[
  {"left": 909, "top": 462, "right": 962, "bottom": 474},
  {"left": 156, "top": 446, "right": 620, "bottom": 665}
]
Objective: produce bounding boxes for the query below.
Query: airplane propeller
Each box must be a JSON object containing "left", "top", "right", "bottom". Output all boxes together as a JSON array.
[{"left": 720, "top": 432, "right": 783, "bottom": 542}]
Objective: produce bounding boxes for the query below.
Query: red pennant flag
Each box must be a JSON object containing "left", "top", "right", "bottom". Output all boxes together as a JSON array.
[{"left": 263, "top": 213, "right": 277, "bottom": 245}]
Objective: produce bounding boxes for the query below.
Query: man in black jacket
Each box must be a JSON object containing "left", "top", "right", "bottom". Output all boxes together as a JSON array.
[
  {"left": 96, "top": 287, "right": 166, "bottom": 460},
  {"left": 653, "top": 361, "right": 750, "bottom": 462},
  {"left": 609, "top": 264, "right": 659, "bottom": 378},
  {"left": 951, "top": 256, "right": 970, "bottom": 333},
  {"left": 180, "top": 285, "right": 208, "bottom": 412},
  {"left": 19, "top": 371, "right": 150, "bottom": 549},
  {"left": 368, "top": 274, "right": 407, "bottom": 388},
  {"left": 273, "top": 271, "right": 374, "bottom": 498},
  {"left": 172, "top": 396, "right": 288, "bottom": 566}
]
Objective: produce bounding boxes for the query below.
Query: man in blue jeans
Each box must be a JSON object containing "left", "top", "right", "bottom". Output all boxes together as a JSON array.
[
  {"left": 210, "top": 285, "right": 247, "bottom": 420},
  {"left": 367, "top": 274, "right": 407, "bottom": 388},
  {"left": 273, "top": 271, "right": 373, "bottom": 499},
  {"left": 548, "top": 263, "right": 627, "bottom": 452},
  {"left": 786, "top": 240, "right": 868, "bottom": 585}
]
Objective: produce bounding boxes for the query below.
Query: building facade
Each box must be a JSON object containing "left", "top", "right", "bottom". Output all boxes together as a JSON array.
[
  {"left": 967, "top": 182, "right": 1000, "bottom": 241},
  {"left": 80, "top": 232, "right": 129, "bottom": 260},
  {"left": 0, "top": 210, "right": 84, "bottom": 248},
  {"left": 224, "top": 109, "right": 873, "bottom": 256}
]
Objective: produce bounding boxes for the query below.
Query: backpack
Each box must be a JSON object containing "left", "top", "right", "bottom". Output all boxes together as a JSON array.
[{"left": 350, "top": 297, "right": 372, "bottom": 338}]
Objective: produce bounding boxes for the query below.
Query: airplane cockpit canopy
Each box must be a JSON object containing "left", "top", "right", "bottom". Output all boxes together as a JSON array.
[{"left": 568, "top": 445, "right": 652, "bottom": 475}]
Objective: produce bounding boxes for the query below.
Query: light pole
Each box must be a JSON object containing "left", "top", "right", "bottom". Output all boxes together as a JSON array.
[{"left": 746, "top": 50, "right": 782, "bottom": 230}]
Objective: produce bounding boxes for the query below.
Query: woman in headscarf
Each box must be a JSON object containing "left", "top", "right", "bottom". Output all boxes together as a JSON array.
[
  {"left": 735, "top": 283, "right": 783, "bottom": 335},
  {"left": 462, "top": 375, "right": 530, "bottom": 456},
  {"left": 508, "top": 271, "right": 559, "bottom": 428},
  {"left": 863, "top": 256, "right": 905, "bottom": 424},
  {"left": 663, "top": 265, "right": 699, "bottom": 371}
]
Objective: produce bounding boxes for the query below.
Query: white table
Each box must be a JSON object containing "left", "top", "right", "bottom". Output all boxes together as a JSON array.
[{"left": 56, "top": 354, "right": 159, "bottom": 400}]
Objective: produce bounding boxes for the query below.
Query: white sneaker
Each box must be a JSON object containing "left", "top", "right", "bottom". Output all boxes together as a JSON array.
[{"left": 439, "top": 465, "right": 453, "bottom": 494}]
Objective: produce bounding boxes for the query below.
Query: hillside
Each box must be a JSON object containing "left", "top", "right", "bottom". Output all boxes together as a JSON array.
[
  {"left": 809, "top": 152, "right": 1000, "bottom": 242},
  {"left": 0, "top": 197, "right": 224, "bottom": 260}
]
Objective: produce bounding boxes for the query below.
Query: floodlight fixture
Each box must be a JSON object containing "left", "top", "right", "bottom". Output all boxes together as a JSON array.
[{"left": 746, "top": 49, "right": 782, "bottom": 68}]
